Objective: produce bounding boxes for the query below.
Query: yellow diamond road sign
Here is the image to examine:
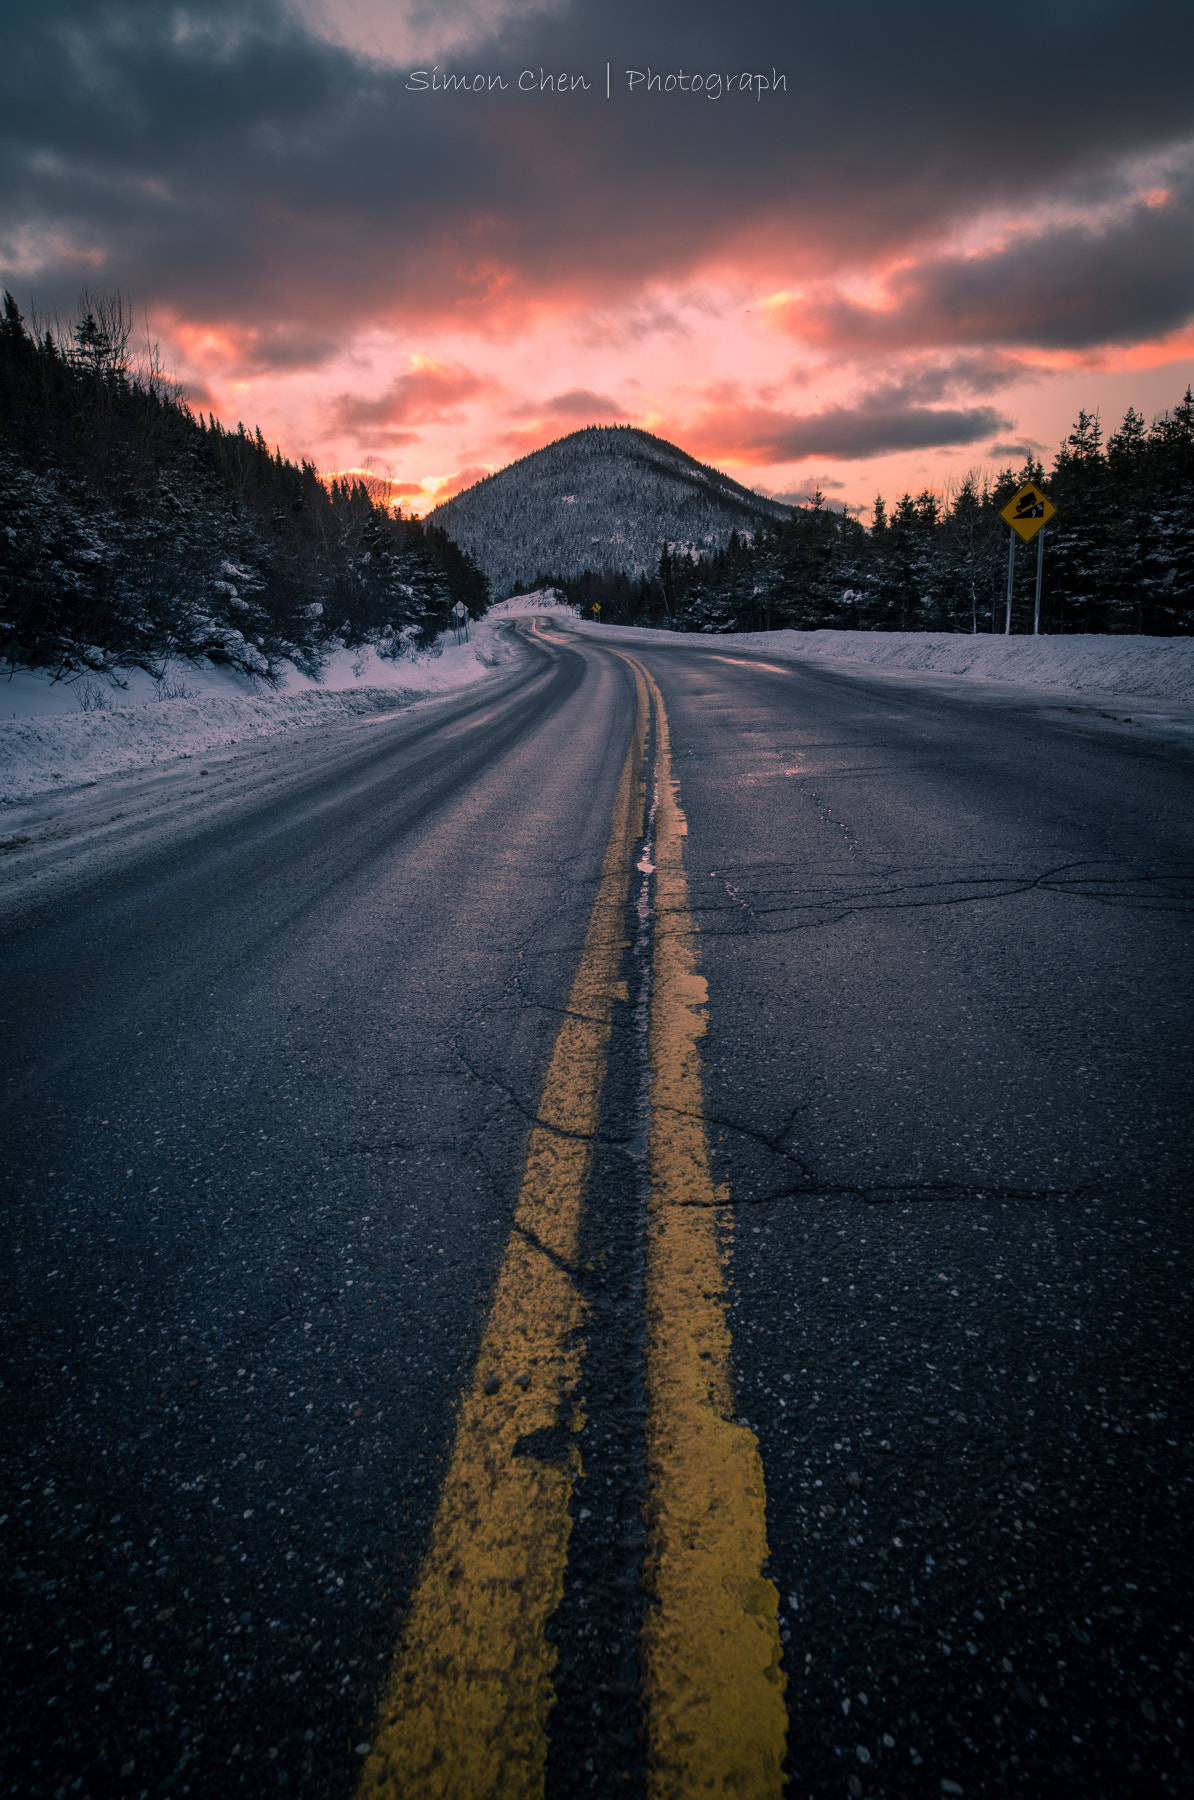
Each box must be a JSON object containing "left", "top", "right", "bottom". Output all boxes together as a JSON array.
[{"left": 1000, "top": 481, "right": 1057, "bottom": 543}]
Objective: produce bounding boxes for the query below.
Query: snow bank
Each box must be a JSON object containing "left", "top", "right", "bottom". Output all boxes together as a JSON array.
[
  {"left": 0, "top": 619, "right": 518, "bottom": 804},
  {"left": 486, "top": 590, "right": 578, "bottom": 616},
  {"left": 568, "top": 622, "right": 1194, "bottom": 707}
]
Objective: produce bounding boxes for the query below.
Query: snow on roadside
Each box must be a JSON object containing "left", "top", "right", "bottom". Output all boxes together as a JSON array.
[
  {"left": 0, "top": 620, "right": 519, "bottom": 805},
  {"left": 8, "top": 604, "right": 1189, "bottom": 808},
  {"left": 567, "top": 621, "right": 1194, "bottom": 707},
  {"left": 486, "top": 591, "right": 578, "bottom": 617}
]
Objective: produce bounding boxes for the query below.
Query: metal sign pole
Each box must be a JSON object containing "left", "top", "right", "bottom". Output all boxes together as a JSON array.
[
  {"left": 999, "top": 482, "right": 1057, "bottom": 637},
  {"left": 1033, "top": 527, "right": 1045, "bottom": 636},
  {"left": 1004, "top": 528, "right": 1015, "bottom": 635}
]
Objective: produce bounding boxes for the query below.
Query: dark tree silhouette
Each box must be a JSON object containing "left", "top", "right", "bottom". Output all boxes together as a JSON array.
[{"left": 1, "top": 294, "right": 488, "bottom": 680}]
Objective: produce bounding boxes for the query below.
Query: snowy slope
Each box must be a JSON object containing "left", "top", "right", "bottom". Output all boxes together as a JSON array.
[
  {"left": 0, "top": 621, "right": 518, "bottom": 805},
  {"left": 429, "top": 426, "right": 790, "bottom": 595}
]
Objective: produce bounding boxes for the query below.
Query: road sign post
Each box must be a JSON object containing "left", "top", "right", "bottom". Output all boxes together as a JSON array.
[
  {"left": 1004, "top": 529, "right": 1016, "bottom": 636},
  {"left": 998, "top": 482, "right": 1057, "bottom": 635},
  {"left": 1033, "top": 527, "right": 1045, "bottom": 636},
  {"left": 452, "top": 600, "right": 469, "bottom": 643}
]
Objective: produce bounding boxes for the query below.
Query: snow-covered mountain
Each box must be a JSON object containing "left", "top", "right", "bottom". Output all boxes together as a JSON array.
[{"left": 428, "top": 425, "right": 792, "bottom": 595}]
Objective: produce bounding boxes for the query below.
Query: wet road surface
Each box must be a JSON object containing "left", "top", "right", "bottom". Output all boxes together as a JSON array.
[{"left": 3, "top": 621, "right": 1192, "bottom": 1799}]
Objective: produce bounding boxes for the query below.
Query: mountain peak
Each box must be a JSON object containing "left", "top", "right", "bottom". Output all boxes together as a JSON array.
[{"left": 429, "top": 425, "right": 790, "bottom": 595}]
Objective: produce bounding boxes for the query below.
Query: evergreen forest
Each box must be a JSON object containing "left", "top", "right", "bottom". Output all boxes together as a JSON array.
[
  {"left": 0, "top": 294, "right": 488, "bottom": 683},
  {"left": 546, "top": 399, "right": 1194, "bottom": 637}
]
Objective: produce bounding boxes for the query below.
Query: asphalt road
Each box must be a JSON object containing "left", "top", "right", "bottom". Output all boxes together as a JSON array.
[{"left": 3, "top": 621, "right": 1192, "bottom": 1800}]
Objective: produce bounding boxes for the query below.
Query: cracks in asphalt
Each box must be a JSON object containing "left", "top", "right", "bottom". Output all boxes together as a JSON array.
[
  {"left": 542, "top": 682, "right": 654, "bottom": 1800},
  {"left": 666, "top": 1099, "right": 814, "bottom": 1179},
  {"left": 508, "top": 1208, "right": 664, "bottom": 1311},
  {"left": 511, "top": 1220, "right": 579, "bottom": 1282},
  {"left": 1031, "top": 859, "right": 1194, "bottom": 909},
  {"left": 468, "top": 871, "right": 635, "bottom": 1046},
  {"left": 689, "top": 857, "right": 1194, "bottom": 938},
  {"left": 721, "top": 875, "right": 757, "bottom": 921},
  {"left": 484, "top": 993, "right": 638, "bottom": 1034},
  {"left": 650, "top": 1121, "right": 1094, "bottom": 1207},
  {"left": 689, "top": 1103, "right": 1098, "bottom": 1211},
  {"left": 452, "top": 1049, "right": 637, "bottom": 1149}
]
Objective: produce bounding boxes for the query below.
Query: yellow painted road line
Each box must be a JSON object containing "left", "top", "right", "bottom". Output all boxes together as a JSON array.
[
  {"left": 611, "top": 651, "right": 788, "bottom": 1799},
  {"left": 359, "top": 665, "right": 648, "bottom": 1800}
]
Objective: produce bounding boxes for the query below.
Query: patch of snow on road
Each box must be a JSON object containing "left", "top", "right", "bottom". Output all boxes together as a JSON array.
[{"left": 0, "top": 620, "right": 519, "bottom": 804}]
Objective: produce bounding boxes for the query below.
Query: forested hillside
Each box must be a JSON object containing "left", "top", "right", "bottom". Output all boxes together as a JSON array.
[
  {"left": 550, "top": 400, "right": 1194, "bottom": 636},
  {"left": 0, "top": 295, "right": 488, "bottom": 682},
  {"left": 431, "top": 425, "right": 791, "bottom": 595}
]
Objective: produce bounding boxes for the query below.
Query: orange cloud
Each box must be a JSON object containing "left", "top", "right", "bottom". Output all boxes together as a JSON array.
[
  {"left": 494, "top": 421, "right": 577, "bottom": 456},
  {"left": 417, "top": 466, "right": 494, "bottom": 510}
]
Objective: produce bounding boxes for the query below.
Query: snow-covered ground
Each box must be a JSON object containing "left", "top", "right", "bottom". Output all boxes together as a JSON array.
[
  {"left": 567, "top": 620, "right": 1194, "bottom": 709},
  {"left": 0, "top": 619, "right": 521, "bottom": 805},
  {"left": 486, "top": 591, "right": 578, "bottom": 618},
  {"left": 5, "top": 603, "right": 1191, "bottom": 809}
]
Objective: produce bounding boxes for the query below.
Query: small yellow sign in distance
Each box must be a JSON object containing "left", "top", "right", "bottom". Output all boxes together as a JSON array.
[{"left": 1000, "top": 481, "right": 1057, "bottom": 543}]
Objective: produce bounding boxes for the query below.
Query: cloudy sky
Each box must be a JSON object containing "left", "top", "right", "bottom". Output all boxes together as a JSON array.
[{"left": 4, "top": 0, "right": 1193, "bottom": 515}]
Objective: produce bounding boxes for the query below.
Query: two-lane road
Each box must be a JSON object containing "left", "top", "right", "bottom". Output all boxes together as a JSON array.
[{"left": 3, "top": 621, "right": 1192, "bottom": 1799}]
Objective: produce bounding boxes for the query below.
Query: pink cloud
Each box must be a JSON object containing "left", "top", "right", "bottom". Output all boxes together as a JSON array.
[
  {"left": 508, "top": 388, "right": 629, "bottom": 421},
  {"left": 333, "top": 359, "right": 498, "bottom": 435}
]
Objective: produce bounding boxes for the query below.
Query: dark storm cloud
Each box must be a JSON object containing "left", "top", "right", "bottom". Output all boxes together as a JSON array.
[
  {"left": 214, "top": 325, "right": 343, "bottom": 374},
  {"left": 689, "top": 400, "right": 1010, "bottom": 465},
  {"left": 3, "top": 0, "right": 1193, "bottom": 348},
  {"left": 867, "top": 357, "right": 1035, "bottom": 404},
  {"left": 778, "top": 180, "right": 1194, "bottom": 352}
]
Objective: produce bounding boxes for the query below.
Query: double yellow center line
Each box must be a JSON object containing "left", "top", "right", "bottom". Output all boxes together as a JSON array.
[{"left": 360, "top": 653, "right": 785, "bottom": 1799}]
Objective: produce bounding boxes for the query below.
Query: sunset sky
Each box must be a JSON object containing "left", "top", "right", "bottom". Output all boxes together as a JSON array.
[{"left": 4, "top": 0, "right": 1193, "bottom": 519}]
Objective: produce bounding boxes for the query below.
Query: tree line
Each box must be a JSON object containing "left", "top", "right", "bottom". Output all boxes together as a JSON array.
[
  {"left": 0, "top": 294, "right": 488, "bottom": 682},
  {"left": 545, "top": 395, "right": 1194, "bottom": 636}
]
